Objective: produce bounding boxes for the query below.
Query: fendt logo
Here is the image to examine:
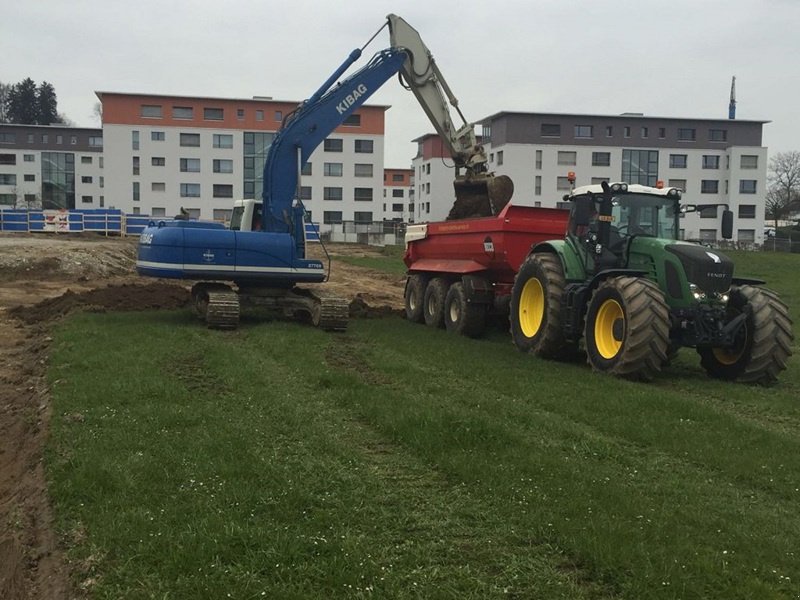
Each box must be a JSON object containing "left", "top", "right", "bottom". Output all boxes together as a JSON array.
[{"left": 336, "top": 84, "right": 368, "bottom": 115}]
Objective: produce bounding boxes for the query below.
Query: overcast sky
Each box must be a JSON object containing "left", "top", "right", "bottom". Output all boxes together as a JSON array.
[{"left": 5, "top": 0, "right": 799, "bottom": 168}]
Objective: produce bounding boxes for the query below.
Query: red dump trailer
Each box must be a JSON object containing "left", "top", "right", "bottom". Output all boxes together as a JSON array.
[{"left": 403, "top": 203, "right": 569, "bottom": 337}]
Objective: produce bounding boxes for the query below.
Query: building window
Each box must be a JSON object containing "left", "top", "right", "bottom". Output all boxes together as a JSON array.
[
  {"left": 392, "top": 189, "right": 404, "bottom": 198},
  {"left": 343, "top": 114, "right": 361, "bottom": 126},
  {"left": 300, "top": 186, "right": 312, "bottom": 200},
  {"left": 213, "top": 159, "right": 233, "bottom": 173},
  {"left": 354, "top": 139, "right": 373, "bottom": 153},
  {"left": 740, "top": 155, "right": 758, "bottom": 169},
  {"left": 237, "top": 109, "right": 245, "bottom": 120},
  {"left": 0, "top": 154, "right": 15, "bottom": 165},
  {"left": 99, "top": 176, "right": 104, "bottom": 188},
  {"left": 180, "top": 183, "right": 201, "bottom": 197},
  {"left": 738, "top": 204, "right": 756, "bottom": 218},
  {"left": 299, "top": 162, "right": 312, "bottom": 176},
  {"left": 623, "top": 127, "right": 631, "bottom": 138},
  {"left": 24, "top": 154, "right": 34, "bottom": 162},
  {"left": 275, "top": 111, "right": 282, "bottom": 121},
  {"left": 622, "top": 149, "right": 659, "bottom": 186},
  {"left": 556, "top": 176, "right": 571, "bottom": 191},
  {"left": 213, "top": 134, "right": 233, "bottom": 149},
  {"left": 354, "top": 211, "right": 373, "bottom": 223},
  {"left": 605, "top": 126, "right": 613, "bottom": 137},
  {"left": 151, "top": 131, "right": 165, "bottom": 141},
  {"left": 89, "top": 136, "right": 102, "bottom": 148},
  {"left": 180, "top": 133, "right": 200, "bottom": 147},
  {"left": 574, "top": 125, "right": 593, "bottom": 138},
  {"left": 535, "top": 150, "right": 542, "bottom": 170},
  {"left": 641, "top": 127, "right": 649, "bottom": 138},
  {"left": 213, "top": 184, "right": 233, "bottom": 198},
  {"left": 354, "top": 187, "right": 373, "bottom": 201},
  {"left": 668, "top": 179, "right": 687, "bottom": 191},
  {"left": 324, "top": 162, "right": 343, "bottom": 176},
  {"left": 151, "top": 156, "right": 165, "bottom": 166},
  {"left": 669, "top": 154, "right": 687, "bottom": 168},
  {"left": 354, "top": 163, "right": 373, "bottom": 177},
  {"left": 592, "top": 152, "right": 610, "bottom": 167},
  {"left": 535, "top": 175, "right": 542, "bottom": 195},
  {"left": 141, "top": 104, "right": 162, "bottom": 118},
  {"left": 41, "top": 134, "right": 48, "bottom": 143},
  {"left": 323, "top": 211, "right": 342, "bottom": 224},
  {"left": 152, "top": 182, "right": 165, "bottom": 192},
  {"left": 204, "top": 107, "right": 224, "bottom": 120},
  {"left": 81, "top": 175, "right": 92, "bottom": 183},
  {"left": 173, "top": 106, "right": 193, "bottom": 119},
  {"left": 658, "top": 127, "right": 666, "bottom": 138},
  {"left": 709, "top": 129, "right": 728, "bottom": 142},
  {"left": 132, "top": 181, "right": 140, "bottom": 201},
  {"left": 739, "top": 180, "right": 757, "bottom": 194},
  {"left": 81, "top": 195, "right": 92, "bottom": 203},
  {"left": 323, "top": 187, "right": 343, "bottom": 201},
  {"left": 677, "top": 128, "right": 696, "bottom": 141},
  {"left": 702, "top": 155, "right": 720, "bottom": 169},
  {"left": 70, "top": 136, "right": 77, "bottom": 145},
  {"left": 24, "top": 174, "right": 35, "bottom": 182},
  {"left": 132, "top": 156, "right": 140, "bottom": 175},
  {"left": 131, "top": 130, "right": 139, "bottom": 150},
  {"left": 541, "top": 123, "right": 560, "bottom": 137},
  {"left": 557, "top": 151, "right": 577, "bottom": 166},
  {"left": 700, "top": 180, "right": 719, "bottom": 194},
  {"left": 180, "top": 158, "right": 201, "bottom": 172},
  {"left": 242, "top": 131, "right": 275, "bottom": 200},
  {"left": 392, "top": 203, "right": 403, "bottom": 212},
  {"left": 80, "top": 156, "right": 92, "bottom": 164},
  {"left": 255, "top": 110, "right": 264, "bottom": 121},
  {"left": 699, "top": 206, "right": 718, "bottom": 219},
  {"left": 324, "top": 138, "right": 343, "bottom": 152}
]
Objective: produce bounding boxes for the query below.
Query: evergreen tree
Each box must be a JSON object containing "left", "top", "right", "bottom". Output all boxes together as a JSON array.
[
  {"left": 0, "top": 82, "right": 11, "bottom": 122},
  {"left": 37, "top": 81, "right": 60, "bottom": 125},
  {"left": 6, "top": 78, "right": 39, "bottom": 124}
]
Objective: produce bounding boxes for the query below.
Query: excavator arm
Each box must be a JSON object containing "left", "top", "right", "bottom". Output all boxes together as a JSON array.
[{"left": 261, "top": 14, "right": 513, "bottom": 236}]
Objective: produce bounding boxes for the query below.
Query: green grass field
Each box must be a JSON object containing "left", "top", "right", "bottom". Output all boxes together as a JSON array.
[{"left": 46, "top": 250, "right": 800, "bottom": 598}]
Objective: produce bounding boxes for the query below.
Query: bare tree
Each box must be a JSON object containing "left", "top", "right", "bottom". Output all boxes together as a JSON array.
[{"left": 766, "top": 151, "right": 800, "bottom": 230}]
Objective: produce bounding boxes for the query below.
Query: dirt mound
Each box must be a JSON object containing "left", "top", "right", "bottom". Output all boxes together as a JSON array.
[
  {"left": 348, "top": 294, "right": 404, "bottom": 319},
  {"left": 8, "top": 282, "right": 190, "bottom": 325}
]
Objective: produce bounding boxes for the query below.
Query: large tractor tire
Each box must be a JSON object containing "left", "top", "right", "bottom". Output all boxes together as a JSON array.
[
  {"left": 697, "top": 285, "right": 794, "bottom": 384},
  {"left": 510, "top": 253, "right": 571, "bottom": 358},
  {"left": 404, "top": 274, "right": 428, "bottom": 323},
  {"left": 423, "top": 277, "right": 448, "bottom": 328},
  {"left": 444, "top": 282, "right": 486, "bottom": 338},
  {"left": 584, "top": 276, "right": 669, "bottom": 381}
]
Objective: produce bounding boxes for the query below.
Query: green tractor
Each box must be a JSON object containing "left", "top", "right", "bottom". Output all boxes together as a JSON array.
[{"left": 510, "top": 181, "right": 794, "bottom": 383}]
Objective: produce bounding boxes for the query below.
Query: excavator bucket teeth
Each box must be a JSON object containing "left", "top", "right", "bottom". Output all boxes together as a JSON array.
[{"left": 448, "top": 174, "right": 514, "bottom": 220}]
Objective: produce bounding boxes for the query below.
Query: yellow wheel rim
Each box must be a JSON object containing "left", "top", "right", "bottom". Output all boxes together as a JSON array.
[
  {"left": 711, "top": 345, "right": 744, "bottom": 365},
  {"left": 595, "top": 299, "right": 624, "bottom": 359},
  {"left": 519, "top": 278, "right": 544, "bottom": 338}
]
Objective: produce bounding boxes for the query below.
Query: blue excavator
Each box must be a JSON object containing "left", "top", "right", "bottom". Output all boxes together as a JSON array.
[{"left": 136, "top": 14, "right": 512, "bottom": 330}]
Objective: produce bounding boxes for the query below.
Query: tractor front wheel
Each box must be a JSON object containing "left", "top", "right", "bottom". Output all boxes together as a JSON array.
[
  {"left": 697, "top": 285, "right": 793, "bottom": 384},
  {"left": 584, "top": 276, "right": 669, "bottom": 381}
]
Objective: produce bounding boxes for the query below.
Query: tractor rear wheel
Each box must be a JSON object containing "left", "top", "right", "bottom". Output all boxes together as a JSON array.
[
  {"left": 444, "top": 282, "right": 486, "bottom": 337},
  {"left": 404, "top": 274, "right": 428, "bottom": 323},
  {"left": 698, "top": 285, "right": 793, "bottom": 384},
  {"left": 584, "top": 276, "right": 669, "bottom": 381},
  {"left": 510, "top": 253, "right": 571, "bottom": 358},
  {"left": 423, "top": 277, "right": 448, "bottom": 328}
]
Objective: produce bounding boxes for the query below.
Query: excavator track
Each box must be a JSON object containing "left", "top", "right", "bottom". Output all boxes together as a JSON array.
[
  {"left": 312, "top": 292, "right": 349, "bottom": 332},
  {"left": 192, "top": 283, "right": 240, "bottom": 330}
]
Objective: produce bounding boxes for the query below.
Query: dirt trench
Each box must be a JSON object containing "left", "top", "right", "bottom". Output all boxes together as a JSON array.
[{"left": 0, "top": 234, "right": 405, "bottom": 599}]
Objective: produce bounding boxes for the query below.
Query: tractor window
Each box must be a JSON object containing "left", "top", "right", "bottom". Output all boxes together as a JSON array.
[
  {"left": 230, "top": 206, "right": 244, "bottom": 231},
  {"left": 609, "top": 194, "right": 679, "bottom": 242}
]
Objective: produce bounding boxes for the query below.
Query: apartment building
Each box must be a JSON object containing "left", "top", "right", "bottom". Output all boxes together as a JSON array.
[
  {"left": 412, "top": 112, "right": 769, "bottom": 243},
  {"left": 0, "top": 124, "right": 104, "bottom": 209},
  {"left": 383, "top": 167, "right": 414, "bottom": 222},
  {"left": 98, "top": 92, "right": 389, "bottom": 229}
]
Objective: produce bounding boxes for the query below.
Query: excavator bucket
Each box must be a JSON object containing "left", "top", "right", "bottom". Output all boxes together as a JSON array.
[{"left": 447, "top": 174, "right": 514, "bottom": 220}]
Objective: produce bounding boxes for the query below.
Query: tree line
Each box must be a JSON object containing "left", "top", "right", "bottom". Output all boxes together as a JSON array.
[
  {"left": 0, "top": 78, "right": 63, "bottom": 125},
  {"left": 766, "top": 151, "right": 800, "bottom": 230}
]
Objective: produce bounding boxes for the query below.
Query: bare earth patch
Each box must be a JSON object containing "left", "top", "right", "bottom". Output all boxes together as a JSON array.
[{"left": 0, "top": 234, "right": 405, "bottom": 599}]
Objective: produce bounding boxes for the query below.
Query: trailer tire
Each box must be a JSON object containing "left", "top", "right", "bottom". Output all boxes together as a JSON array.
[
  {"left": 510, "top": 253, "right": 570, "bottom": 358},
  {"left": 444, "top": 282, "right": 486, "bottom": 337},
  {"left": 697, "top": 285, "right": 794, "bottom": 384},
  {"left": 404, "top": 274, "right": 428, "bottom": 323},
  {"left": 584, "top": 276, "right": 669, "bottom": 381},
  {"left": 423, "top": 277, "right": 448, "bottom": 328}
]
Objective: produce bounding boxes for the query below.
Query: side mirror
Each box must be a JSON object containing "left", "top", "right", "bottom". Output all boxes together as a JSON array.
[
  {"left": 573, "top": 197, "right": 593, "bottom": 227},
  {"left": 721, "top": 209, "right": 733, "bottom": 239}
]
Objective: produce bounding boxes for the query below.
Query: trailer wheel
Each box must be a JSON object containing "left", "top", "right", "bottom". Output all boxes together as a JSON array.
[
  {"left": 444, "top": 282, "right": 486, "bottom": 337},
  {"left": 404, "top": 274, "right": 428, "bottom": 323},
  {"left": 584, "top": 276, "right": 669, "bottom": 381},
  {"left": 698, "top": 285, "right": 793, "bottom": 384},
  {"left": 510, "top": 253, "right": 570, "bottom": 358},
  {"left": 423, "top": 277, "right": 448, "bottom": 328}
]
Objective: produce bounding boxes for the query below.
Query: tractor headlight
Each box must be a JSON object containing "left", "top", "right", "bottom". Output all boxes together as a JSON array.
[{"left": 689, "top": 283, "right": 706, "bottom": 300}]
